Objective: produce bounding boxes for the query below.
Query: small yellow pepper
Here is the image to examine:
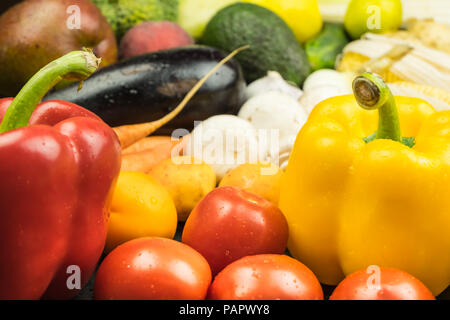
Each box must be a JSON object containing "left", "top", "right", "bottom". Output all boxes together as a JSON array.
[
  {"left": 279, "top": 73, "right": 450, "bottom": 295},
  {"left": 105, "top": 171, "right": 177, "bottom": 253}
]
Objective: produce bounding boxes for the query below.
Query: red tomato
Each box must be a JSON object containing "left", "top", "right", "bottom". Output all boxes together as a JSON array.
[
  {"left": 182, "top": 186, "right": 289, "bottom": 275},
  {"left": 94, "top": 237, "right": 212, "bottom": 300},
  {"left": 208, "top": 254, "right": 324, "bottom": 300},
  {"left": 330, "top": 267, "right": 435, "bottom": 300}
]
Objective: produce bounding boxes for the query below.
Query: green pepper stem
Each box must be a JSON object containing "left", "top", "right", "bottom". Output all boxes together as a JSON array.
[
  {"left": 352, "top": 72, "right": 402, "bottom": 142},
  {"left": 0, "top": 49, "right": 100, "bottom": 133}
]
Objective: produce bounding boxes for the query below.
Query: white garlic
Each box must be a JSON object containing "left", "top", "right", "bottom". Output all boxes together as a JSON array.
[
  {"left": 303, "top": 69, "right": 352, "bottom": 93},
  {"left": 299, "top": 85, "right": 349, "bottom": 114},
  {"left": 246, "top": 71, "right": 303, "bottom": 101},
  {"left": 238, "top": 91, "right": 307, "bottom": 168},
  {"left": 184, "top": 115, "right": 267, "bottom": 181}
]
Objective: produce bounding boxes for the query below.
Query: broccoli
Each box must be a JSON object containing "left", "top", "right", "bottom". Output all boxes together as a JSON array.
[{"left": 93, "top": 0, "right": 179, "bottom": 40}]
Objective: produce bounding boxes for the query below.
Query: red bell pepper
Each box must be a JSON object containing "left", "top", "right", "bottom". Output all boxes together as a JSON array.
[{"left": 0, "top": 50, "right": 121, "bottom": 299}]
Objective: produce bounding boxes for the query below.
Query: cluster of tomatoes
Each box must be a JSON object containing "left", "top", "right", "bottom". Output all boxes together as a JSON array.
[{"left": 94, "top": 186, "right": 435, "bottom": 300}]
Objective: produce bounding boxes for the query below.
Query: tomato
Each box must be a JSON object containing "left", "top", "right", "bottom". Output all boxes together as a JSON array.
[
  {"left": 208, "top": 254, "right": 323, "bottom": 300},
  {"left": 94, "top": 237, "right": 212, "bottom": 300},
  {"left": 182, "top": 186, "right": 289, "bottom": 275},
  {"left": 330, "top": 267, "right": 435, "bottom": 300}
]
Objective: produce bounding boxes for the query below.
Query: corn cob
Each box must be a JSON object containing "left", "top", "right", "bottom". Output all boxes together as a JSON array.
[{"left": 337, "top": 33, "right": 450, "bottom": 91}]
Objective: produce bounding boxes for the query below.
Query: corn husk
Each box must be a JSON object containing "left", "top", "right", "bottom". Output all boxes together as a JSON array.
[
  {"left": 385, "top": 19, "right": 450, "bottom": 54},
  {"left": 401, "top": 0, "right": 450, "bottom": 26},
  {"left": 389, "top": 82, "right": 450, "bottom": 111},
  {"left": 337, "top": 33, "right": 450, "bottom": 91},
  {"left": 337, "top": 30, "right": 450, "bottom": 110}
]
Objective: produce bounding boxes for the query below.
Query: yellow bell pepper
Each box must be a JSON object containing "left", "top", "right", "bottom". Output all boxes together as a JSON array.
[
  {"left": 105, "top": 171, "right": 177, "bottom": 253},
  {"left": 279, "top": 73, "right": 450, "bottom": 295},
  {"left": 243, "top": 0, "right": 323, "bottom": 43}
]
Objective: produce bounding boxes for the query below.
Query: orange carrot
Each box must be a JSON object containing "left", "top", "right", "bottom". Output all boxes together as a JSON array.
[
  {"left": 121, "top": 139, "right": 182, "bottom": 173},
  {"left": 122, "top": 136, "right": 174, "bottom": 155}
]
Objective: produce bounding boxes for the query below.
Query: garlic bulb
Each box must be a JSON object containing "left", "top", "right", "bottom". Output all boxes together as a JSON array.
[
  {"left": 184, "top": 115, "right": 267, "bottom": 181},
  {"left": 246, "top": 71, "right": 303, "bottom": 101},
  {"left": 303, "top": 69, "right": 352, "bottom": 92},
  {"left": 299, "top": 85, "right": 350, "bottom": 114},
  {"left": 299, "top": 69, "right": 352, "bottom": 114},
  {"left": 238, "top": 91, "right": 307, "bottom": 168}
]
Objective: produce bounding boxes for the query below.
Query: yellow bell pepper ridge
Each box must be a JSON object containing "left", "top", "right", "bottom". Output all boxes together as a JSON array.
[{"left": 279, "top": 73, "right": 450, "bottom": 295}]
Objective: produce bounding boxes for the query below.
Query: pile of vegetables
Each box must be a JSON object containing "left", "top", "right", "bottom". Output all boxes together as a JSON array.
[{"left": 0, "top": 0, "right": 449, "bottom": 301}]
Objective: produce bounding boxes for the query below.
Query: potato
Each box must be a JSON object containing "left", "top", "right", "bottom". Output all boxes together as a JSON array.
[
  {"left": 219, "top": 162, "right": 283, "bottom": 205},
  {"left": 149, "top": 156, "right": 216, "bottom": 221}
]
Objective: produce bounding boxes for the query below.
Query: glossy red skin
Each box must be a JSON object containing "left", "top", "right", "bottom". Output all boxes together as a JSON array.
[
  {"left": 119, "top": 21, "right": 194, "bottom": 59},
  {"left": 0, "top": 0, "right": 117, "bottom": 96},
  {"left": 182, "top": 186, "right": 289, "bottom": 275},
  {"left": 330, "top": 267, "right": 436, "bottom": 300},
  {"left": 0, "top": 98, "right": 121, "bottom": 299},
  {"left": 94, "top": 237, "right": 212, "bottom": 300},
  {"left": 208, "top": 254, "right": 324, "bottom": 300}
]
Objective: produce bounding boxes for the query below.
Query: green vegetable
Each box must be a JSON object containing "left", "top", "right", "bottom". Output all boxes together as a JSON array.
[
  {"left": 305, "top": 23, "right": 349, "bottom": 71},
  {"left": 344, "top": 0, "right": 402, "bottom": 39},
  {"left": 93, "top": 0, "right": 179, "bottom": 40},
  {"left": 202, "top": 3, "right": 311, "bottom": 86},
  {"left": 178, "top": 0, "right": 239, "bottom": 39}
]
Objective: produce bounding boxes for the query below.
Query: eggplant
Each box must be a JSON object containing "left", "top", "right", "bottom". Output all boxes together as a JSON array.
[{"left": 44, "top": 46, "right": 246, "bottom": 135}]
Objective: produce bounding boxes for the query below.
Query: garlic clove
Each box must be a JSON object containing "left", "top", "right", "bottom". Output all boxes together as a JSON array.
[
  {"left": 245, "top": 71, "right": 303, "bottom": 101},
  {"left": 299, "top": 85, "right": 350, "bottom": 114},
  {"left": 184, "top": 115, "right": 267, "bottom": 181},
  {"left": 303, "top": 69, "right": 352, "bottom": 92}
]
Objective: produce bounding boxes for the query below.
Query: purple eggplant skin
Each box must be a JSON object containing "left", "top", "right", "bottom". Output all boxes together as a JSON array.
[{"left": 43, "top": 46, "right": 246, "bottom": 135}]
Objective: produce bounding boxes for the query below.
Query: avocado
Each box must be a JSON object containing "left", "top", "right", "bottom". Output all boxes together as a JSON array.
[
  {"left": 93, "top": 0, "right": 179, "bottom": 40},
  {"left": 201, "top": 3, "right": 311, "bottom": 86}
]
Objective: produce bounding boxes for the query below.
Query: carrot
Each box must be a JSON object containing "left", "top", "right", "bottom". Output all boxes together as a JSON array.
[
  {"left": 120, "top": 135, "right": 190, "bottom": 172},
  {"left": 121, "top": 140, "right": 179, "bottom": 173},
  {"left": 120, "top": 134, "right": 192, "bottom": 172},
  {"left": 122, "top": 136, "right": 174, "bottom": 155},
  {"left": 113, "top": 46, "right": 249, "bottom": 149}
]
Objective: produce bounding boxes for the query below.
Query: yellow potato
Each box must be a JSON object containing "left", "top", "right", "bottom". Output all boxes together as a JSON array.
[
  {"left": 219, "top": 162, "right": 283, "bottom": 205},
  {"left": 149, "top": 156, "right": 216, "bottom": 221}
]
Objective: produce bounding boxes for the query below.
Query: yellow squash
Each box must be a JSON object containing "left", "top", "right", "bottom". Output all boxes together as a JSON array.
[{"left": 279, "top": 73, "right": 450, "bottom": 295}]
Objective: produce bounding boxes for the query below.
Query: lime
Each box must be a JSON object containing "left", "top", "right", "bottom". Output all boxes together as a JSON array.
[{"left": 344, "top": 0, "right": 402, "bottom": 39}]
